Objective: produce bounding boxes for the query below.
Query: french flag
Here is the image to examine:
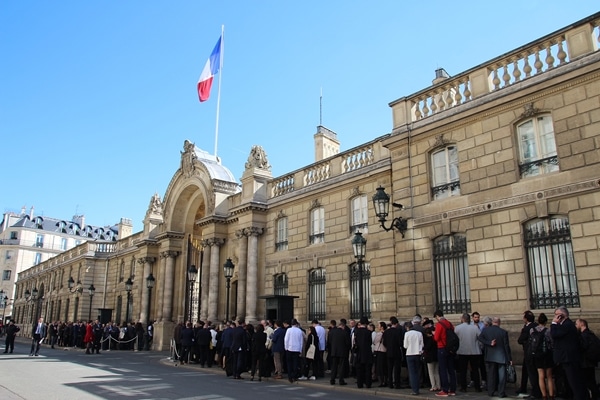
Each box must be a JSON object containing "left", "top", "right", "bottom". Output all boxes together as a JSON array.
[{"left": 197, "top": 35, "right": 222, "bottom": 102}]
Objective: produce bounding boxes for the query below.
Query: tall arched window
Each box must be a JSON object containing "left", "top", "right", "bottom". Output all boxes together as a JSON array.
[
  {"left": 433, "top": 235, "right": 470, "bottom": 314},
  {"left": 349, "top": 262, "right": 371, "bottom": 319},
  {"left": 310, "top": 207, "right": 325, "bottom": 244},
  {"left": 274, "top": 273, "right": 288, "bottom": 296},
  {"left": 525, "top": 216, "right": 578, "bottom": 309},
  {"left": 276, "top": 217, "right": 288, "bottom": 251},
  {"left": 308, "top": 268, "right": 326, "bottom": 320},
  {"left": 350, "top": 195, "right": 368, "bottom": 233},
  {"left": 431, "top": 145, "right": 460, "bottom": 200},
  {"left": 517, "top": 114, "right": 558, "bottom": 177}
]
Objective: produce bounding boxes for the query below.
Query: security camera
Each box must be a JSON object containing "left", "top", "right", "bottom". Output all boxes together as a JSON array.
[{"left": 392, "top": 203, "right": 404, "bottom": 209}]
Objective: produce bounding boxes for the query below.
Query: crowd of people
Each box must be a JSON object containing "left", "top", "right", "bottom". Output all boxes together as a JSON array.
[
  {"left": 1, "top": 317, "right": 154, "bottom": 355},
  {"left": 172, "top": 307, "right": 599, "bottom": 399}
]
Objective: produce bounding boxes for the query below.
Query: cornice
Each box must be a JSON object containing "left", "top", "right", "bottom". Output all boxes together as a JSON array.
[{"left": 155, "top": 231, "right": 185, "bottom": 241}]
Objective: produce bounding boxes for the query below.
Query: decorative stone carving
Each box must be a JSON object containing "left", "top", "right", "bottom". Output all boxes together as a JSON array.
[
  {"left": 206, "top": 238, "right": 226, "bottom": 247},
  {"left": 246, "top": 227, "right": 264, "bottom": 237},
  {"left": 521, "top": 102, "right": 539, "bottom": 118},
  {"left": 310, "top": 199, "right": 321, "bottom": 209},
  {"left": 244, "top": 145, "right": 271, "bottom": 171},
  {"left": 432, "top": 134, "right": 450, "bottom": 148},
  {"left": 181, "top": 140, "right": 198, "bottom": 178},
  {"left": 160, "top": 250, "right": 180, "bottom": 259},
  {"left": 350, "top": 187, "right": 361, "bottom": 197},
  {"left": 149, "top": 193, "right": 163, "bottom": 215}
]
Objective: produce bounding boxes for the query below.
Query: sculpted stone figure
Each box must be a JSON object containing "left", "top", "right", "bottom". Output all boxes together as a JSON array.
[{"left": 245, "top": 145, "right": 271, "bottom": 171}]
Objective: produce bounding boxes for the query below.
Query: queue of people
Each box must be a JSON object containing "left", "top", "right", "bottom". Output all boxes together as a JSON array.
[
  {"left": 170, "top": 307, "right": 599, "bottom": 400},
  {"left": 1, "top": 317, "right": 155, "bottom": 355}
]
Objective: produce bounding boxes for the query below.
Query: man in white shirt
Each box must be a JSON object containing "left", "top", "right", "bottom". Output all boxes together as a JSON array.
[
  {"left": 312, "top": 319, "right": 326, "bottom": 378},
  {"left": 284, "top": 319, "right": 304, "bottom": 383},
  {"left": 404, "top": 320, "right": 424, "bottom": 395}
]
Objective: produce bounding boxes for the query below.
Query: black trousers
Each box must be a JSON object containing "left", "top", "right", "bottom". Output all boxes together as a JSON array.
[
  {"left": 356, "top": 361, "right": 373, "bottom": 388},
  {"left": 387, "top": 356, "right": 402, "bottom": 388},
  {"left": 330, "top": 355, "right": 346, "bottom": 383},
  {"left": 4, "top": 335, "right": 15, "bottom": 352}
]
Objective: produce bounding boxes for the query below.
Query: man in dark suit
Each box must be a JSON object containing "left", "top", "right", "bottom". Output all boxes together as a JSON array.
[
  {"left": 517, "top": 310, "right": 541, "bottom": 397},
  {"left": 550, "top": 306, "right": 587, "bottom": 400},
  {"left": 328, "top": 321, "right": 350, "bottom": 385},
  {"left": 383, "top": 316, "right": 404, "bottom": 389},
  {"left": 353, "top": 316, "right": 374, "bottom": 388},
  {"left": 478, "top": 316, "right": 512, "bottom": 398},
  {"left": 230, "top": 319, "right": 248, "bottom": 379},
  {"left": 30, "top": 317, "right": 47, "bottom": 356},
  {"left": 3, "top": 320, "right": 20, "bottom": 353}
]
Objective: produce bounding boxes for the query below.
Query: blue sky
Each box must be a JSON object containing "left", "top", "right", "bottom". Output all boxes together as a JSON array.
[{"left": 1, "top": 1, "right": 597, "bottom": 232}]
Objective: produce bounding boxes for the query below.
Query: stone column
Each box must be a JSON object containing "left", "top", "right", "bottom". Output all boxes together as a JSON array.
[
  {"left": 245, "top": 227, "right": 263, "bottom": 324},
  {"left": 138, "top": 257, "right": 155, "bottom": 325},
  {"left": 207, "top": 238, "right": 225, "bottom": 322},
  {"left": 156, "top": 254, "right": 166, "bottom": 322},
  {"left": 161, "top": 250, "right": 179, "bottom": 322},
  {"left": 235, "top": 229, "right": 248, "bottom": 320},
  {"left": 200, "top": 240, "right": 211, "bottom": 321}
]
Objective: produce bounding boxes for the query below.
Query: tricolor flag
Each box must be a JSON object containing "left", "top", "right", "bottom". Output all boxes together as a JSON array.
[{"left": 197, "top": 35, "right": 222, "bottom": 102}]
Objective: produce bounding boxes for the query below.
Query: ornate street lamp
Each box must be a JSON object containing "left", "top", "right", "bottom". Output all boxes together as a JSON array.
[
  {"left": 372, "top": 186, "right": 408, "bottom": 238},
  {"left": 67, "top": 276, "right": 83, "bottom": 294},
  {"left": 124, "top": 277, "right": 133, "bottom": 324},
  {"left": 146, "top": 273, "right": 155, "bottom": 326},
  {"left": 24, "top": 287, "right": 40, "bottom": 325},
  {"left": 352, "top": 232, "right": 367, "bottom": 319},
  {"left": 87, "top": 284, "right": 96, "bottom": 321},
  {"left": 223, "top": 258, "right": 234, "bottom": 322},
  {"left": 187, "top": 265, "right": 198, "bottom": 322},
  {"left": 0, "top": 290, "right": 8, "bottom": 323}
]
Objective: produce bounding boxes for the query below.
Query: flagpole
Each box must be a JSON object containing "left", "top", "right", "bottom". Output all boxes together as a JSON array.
[{"left": 214, "top": 25, "right": 224, "bottom": 158}]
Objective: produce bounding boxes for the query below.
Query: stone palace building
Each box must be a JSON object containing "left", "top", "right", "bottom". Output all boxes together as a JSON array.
[{"left": 15, "top": 12, "right": 600, "bottom": 350}]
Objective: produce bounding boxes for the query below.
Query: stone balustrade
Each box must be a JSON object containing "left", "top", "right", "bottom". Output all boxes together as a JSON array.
[
  {"left": 270, "top": 140, "right": 387, "bottom": 199},
  {"left": 390, "top": 13, "right": 600, "bottom": 129}
]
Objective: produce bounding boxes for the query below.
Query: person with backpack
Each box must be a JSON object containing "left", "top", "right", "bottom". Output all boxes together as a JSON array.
[
  {"left": 530, "top": 313, "right": 555, "bottom": 400},
  {"left": 433, "top": 309, "right": 458, "bottom": 397},
  {"left": 576, "top": 318, "right": 600, "bottom": 400},
  {"left": 517, "top": 310, "right": 541, "bottom": 398},
  {"left": 478, "top": 316, "right": 512, "bottom": 398}
]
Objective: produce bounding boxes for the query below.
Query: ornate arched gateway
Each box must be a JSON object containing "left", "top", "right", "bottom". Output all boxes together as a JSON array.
[{"left": 147, "top": 140, "right": 270, "bottom": 350}]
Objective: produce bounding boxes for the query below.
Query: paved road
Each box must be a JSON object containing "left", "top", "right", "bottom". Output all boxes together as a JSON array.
[{"left": 1, "top": 338, "right": 520, "bottom": 399}]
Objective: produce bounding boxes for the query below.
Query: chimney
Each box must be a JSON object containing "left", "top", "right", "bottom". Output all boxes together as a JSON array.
[
  {"left": 29, "top": 206, "right": 35, "bottom": 219},
  {"left": 432, "top": 68, "right": 450, "bottom": 85},
  {"left": 20, "top": 206, "right": 26, "bottom": 216}
]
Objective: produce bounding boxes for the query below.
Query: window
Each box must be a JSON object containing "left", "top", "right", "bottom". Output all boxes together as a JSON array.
[
  {"left": 119, "top": 261, "right": 125, "bottom": 283},
  {"left": 130, "top": 258, "right": 136, "bottom": 279},
  {"left": 350, "top": 195, "right": 368, "bottom": 233},
  {"left": 310, "top": 207, "right": 325, "bottom": 244},
  {"left": 34, "top": 253, "right": 42, "bottom": 265},
  {"left": 9, "top": 231, "right": 17, "bottom": 240},
  {"left": 308, "top": 268, "right": 326, "bottom": 320},
  {"left": 34, "top": 217, "right": 43, "bottom": 229},
  {"left": 35, "top": 234, "right": 44, "bottom": 248},
  {"left": 276, "top": 217, "right": 288, "bottom": 251},
  {"left": 274, "top": 273, "right": 288, "bottom": 296},
  {"left": 5, "top": 250, "right": 13, "bottom": 260},
  {"left": 2, "top": 270, "right": 11, "bottom": 280},
  {"left": 60, "top": 238, "right": 68, "bottom": 251},
  {"left": 57, "top": 221, "right": 67, "bottom": 233},
  {"left": 525, "top": 216, "right": 579, "bottom": 309},
  {"left": 431, "top": 145, "right": 460, "bottom": 200},
  {"left": 433, "top": 235, "right": 471, "bottom": 314},
  {"left": 518, "top": 115, "right": 558, "bottom": 177},
  {"left": 350, "top": 262, "right": 371, "bottom": 319}
]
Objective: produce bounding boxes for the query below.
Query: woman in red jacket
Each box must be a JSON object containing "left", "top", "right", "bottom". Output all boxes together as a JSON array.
[{"left": 84, "top": 321, "right": 94, "bottom": 354}]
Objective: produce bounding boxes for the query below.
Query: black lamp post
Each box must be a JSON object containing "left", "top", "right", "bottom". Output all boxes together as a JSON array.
[
  {"left": 124, "top": 277, "right": 133, "bottom": 324},
  {"left": 372, "top": 186, "right": 408, "bottom": 238},
  {"left": 24, "top": 287, "right": 40, "bottom": 324},
  {"left": 87, "top": 284, "right": 95, "bottom": 321},
  {"left": 67, "top": 276, "right": 83, "bottom": 294},
  {"left": 352, "top": 232, "right": 367, "bottom": 319},
  {"left": 223, "top": 258, "right": 234, "bottom": 322},
  {"left": 187, "top": 265, "right": 198, "bottom": 322},
  {"left": 146, "top": 273, "right": 155, "bottom": 326},
  {"left": 0, "top": 290, "right": 7, "bottom": 323}
]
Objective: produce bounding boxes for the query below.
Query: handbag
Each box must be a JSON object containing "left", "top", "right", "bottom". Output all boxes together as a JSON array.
[
  {"left": 306, "top": 343, "right": 316, "bottom": 360},
  {"left": 506, "top": 363, "right": 516, "bottom": 384}
]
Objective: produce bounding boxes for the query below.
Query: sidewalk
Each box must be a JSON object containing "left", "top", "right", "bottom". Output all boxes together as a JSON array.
[{"left": 158, "top": 356, "right": 514, "bottom": 399}]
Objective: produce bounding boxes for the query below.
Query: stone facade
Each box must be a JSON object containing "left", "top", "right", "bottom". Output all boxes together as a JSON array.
[{"left": 14, "top": 13, "right": 600, "bottom": 350}]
